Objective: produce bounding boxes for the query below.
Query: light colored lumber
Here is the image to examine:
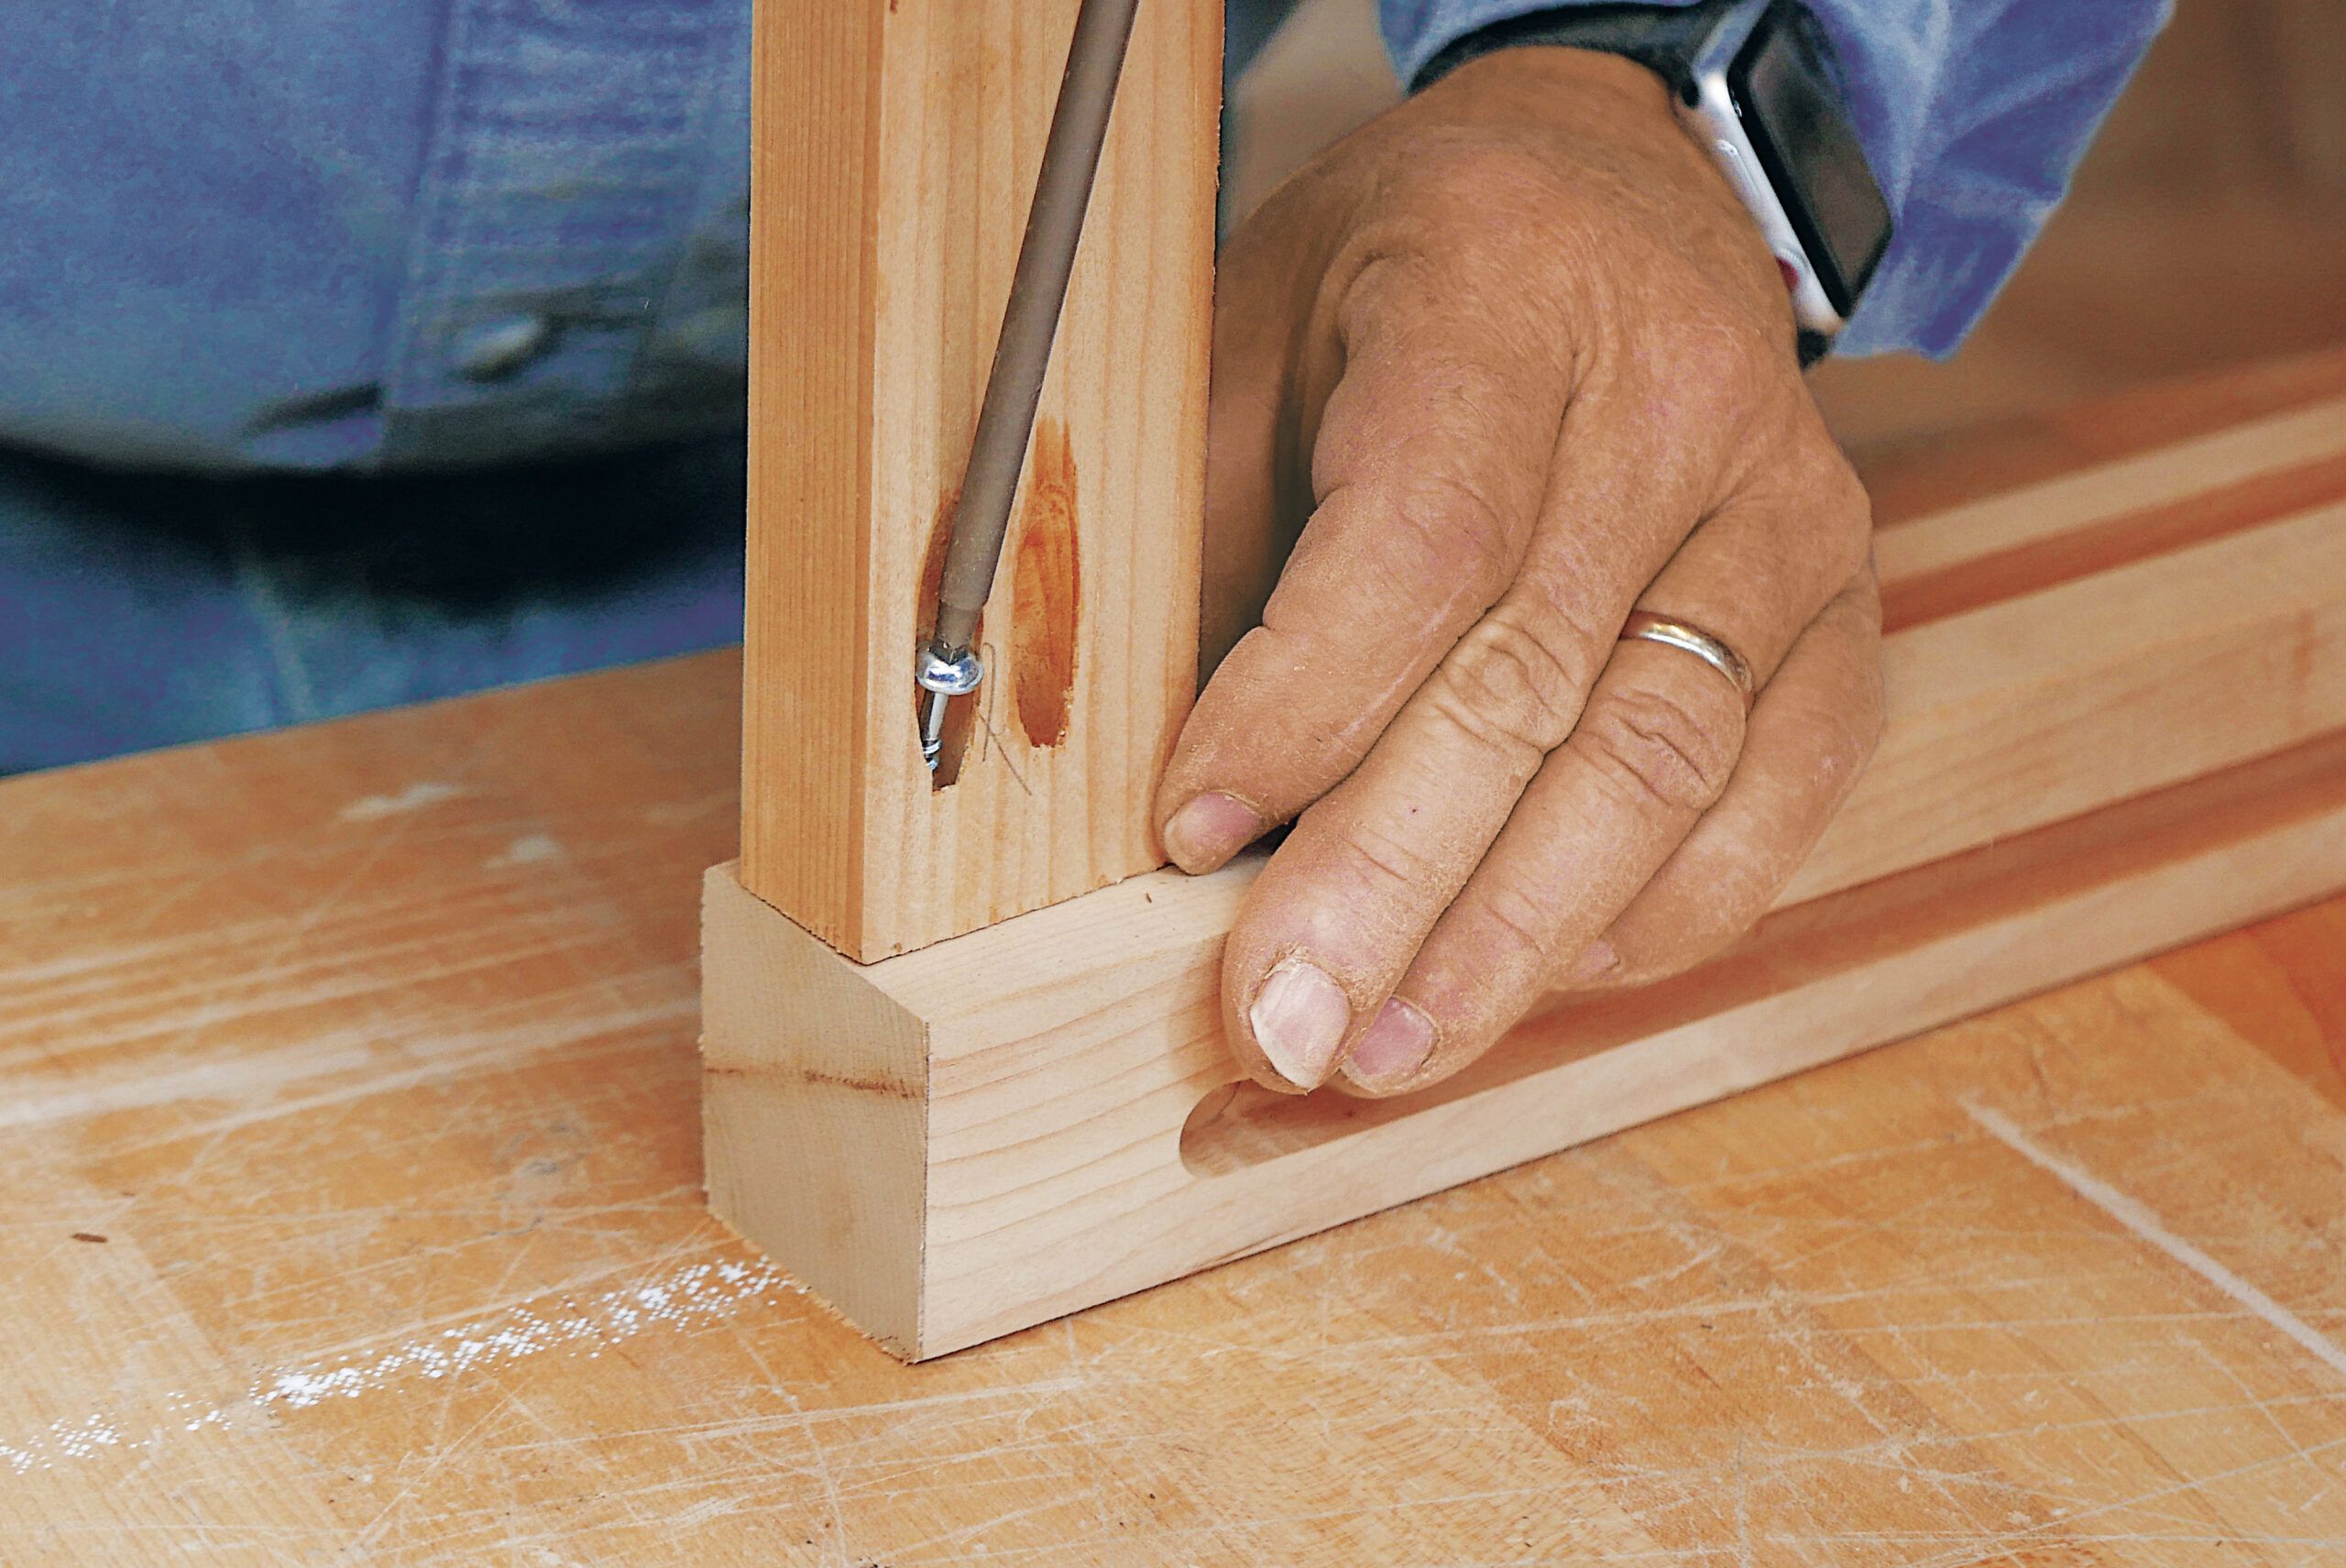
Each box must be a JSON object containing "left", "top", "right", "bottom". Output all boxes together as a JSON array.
[
  {"left": 740, "top": 0, "right": 1222, "bottom": 961},
  {"left": 706, "top": 388, "right": 2346, "bottom": 1357},
  {"left": 704, "top": 729, "right": 2346, "bottom": 1357},
  {"left": 1872, "top": 392, "right": 2346, "bottom": 582},
  {"left": 1790, "top": 494, "right": 2346, "bottom": 904}
]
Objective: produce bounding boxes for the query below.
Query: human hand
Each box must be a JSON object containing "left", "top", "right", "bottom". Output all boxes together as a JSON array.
[{"left": 1157, "top": 47, "right": 1884, "bottom": 1096}]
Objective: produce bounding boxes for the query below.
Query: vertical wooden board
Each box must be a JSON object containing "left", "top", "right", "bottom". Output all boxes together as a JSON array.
[
  {"left": 740, "top": 0, "right": 878, "bottom": 958},
  {"left": 741, "top": 0, "right": 1222, "bottom": 961}
]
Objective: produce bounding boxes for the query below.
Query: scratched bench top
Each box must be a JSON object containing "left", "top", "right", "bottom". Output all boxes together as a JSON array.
[{"left": 4, "top": 350, "right": 2345, "bottom": 1564}]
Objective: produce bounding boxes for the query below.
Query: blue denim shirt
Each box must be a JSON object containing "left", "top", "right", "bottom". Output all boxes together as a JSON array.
[
  {"left": 0, "top": 1, "right": 2164, "bottom": 773},
  {"left": 1, "top": 1, "right": 752, "bottom": 475},
  {"left": 0, "top": 0, "right": 2165, "bottom": 477}
]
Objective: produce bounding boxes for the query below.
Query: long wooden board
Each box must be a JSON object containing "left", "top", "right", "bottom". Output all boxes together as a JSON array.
[
  {"left": 740, "top": 0, "right": 1222, "bottom": 961},
  {"left": 705, "top": 388, "right": 2346, "bottom": 1357},
  {"left": 1792, "top": 488, "right": 2346, "bottom": 903},
  {"left": 709, "top": 729, "right": 2346, "bottom": 1357}
]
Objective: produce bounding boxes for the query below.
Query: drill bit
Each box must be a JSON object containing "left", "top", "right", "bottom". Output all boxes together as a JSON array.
[{"left": 917, "top": 0, "right": 1141, "bottom": 772}]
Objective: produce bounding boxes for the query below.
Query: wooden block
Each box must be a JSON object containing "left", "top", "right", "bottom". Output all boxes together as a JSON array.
[
  {"left": 740, "top": 0, "right": 1223, "bottom": 960},
  {"left": 705, "top": 402, "right": 2346, "bottom": 1358},
  {"left": 706, "top": 731, "right": 2346, "bottom": 1358}
]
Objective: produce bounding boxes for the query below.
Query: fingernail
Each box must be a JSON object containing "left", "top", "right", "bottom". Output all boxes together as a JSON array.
[
  {"left": 1560, "top": 938, "right": 1619, "bottom": 986},
  {"left": 1248, "top": 959, "right": 1351, "bottom": 1090},
  {"left": 1163, "top": 792, "right": 1262, "bottom": 872},
  {"left": 1344, "top": 997, "right": 1435, "bottom": 1088}
]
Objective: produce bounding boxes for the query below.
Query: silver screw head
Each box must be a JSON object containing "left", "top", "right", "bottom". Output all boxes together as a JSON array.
[{"left": 915, "top": 643, "right": 984, "bottom": 696}]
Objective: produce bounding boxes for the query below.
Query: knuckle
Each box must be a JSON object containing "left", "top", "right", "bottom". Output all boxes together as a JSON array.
[
  {"left": 1803, "top": 444, "right": 1876, "bottom": 575},
  {"left": 1825, "top": 450, "right": 1874, "bottom": 532},
  {"left": 1430, "top": 601, "right": 1602, "bottom": 761},
  {"left": 1847, "top": 567, "right": 1886, "bottom": 633},
  {"left": 1338, "top": 248, "right": 1440, "bottom": 334},
  {"left": 1316, "top": 816, "right": 1441, "bottom": 913},
  {"left": 1386, "top": 467, "right": 1522, "bottom": 604},
  {"left": 1581, "top": 685, "right": 1742, "bottom": 816},
  {"left": 1474, "top": 875, "right": 1572, "bottom": 963}
]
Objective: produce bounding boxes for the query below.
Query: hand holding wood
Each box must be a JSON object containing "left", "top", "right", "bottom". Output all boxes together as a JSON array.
[{"left": 1157, "top": 48, "right": 1884, "bottom": 1096}]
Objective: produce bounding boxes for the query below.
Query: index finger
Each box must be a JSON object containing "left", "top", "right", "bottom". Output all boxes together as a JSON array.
[{"left": 1155, "top": 256, "right": 1572, "bottom": 872}]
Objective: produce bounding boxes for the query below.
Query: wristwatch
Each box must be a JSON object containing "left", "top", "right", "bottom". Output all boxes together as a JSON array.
[{"left": 1418, "top": 0, "right": 1894, "bottom": 362}]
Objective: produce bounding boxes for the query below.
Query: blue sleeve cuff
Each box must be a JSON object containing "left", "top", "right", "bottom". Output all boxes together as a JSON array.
[{"left": 1380, "top": 0, "right": 2169, "bottom": 357}]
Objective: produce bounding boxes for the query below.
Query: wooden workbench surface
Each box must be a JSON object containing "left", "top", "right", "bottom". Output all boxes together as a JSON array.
[{"left": 5, "top": 353, "right": 2345, "bottom": 1564}]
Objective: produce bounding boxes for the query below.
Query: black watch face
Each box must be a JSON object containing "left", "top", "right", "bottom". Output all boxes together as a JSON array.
[{"left": 1728, "top": 6, "right": 1892, "bottom": 317}]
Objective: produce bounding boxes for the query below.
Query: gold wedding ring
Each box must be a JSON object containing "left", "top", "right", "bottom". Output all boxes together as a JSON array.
[{"left": 1618, "top": 611, "right": 1755, "bottom": 707}]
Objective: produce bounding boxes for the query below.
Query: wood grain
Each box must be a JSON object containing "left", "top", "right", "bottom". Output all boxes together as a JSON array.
[
  {"left": 1875, "top": 397, "right": 2346, "bottom": 629},
  {"left": 707, "top": 725, "right": 2346, "bottom": 1357},
  {"left": 707, "top": 373, "right": 2346, "bottom": 1355},
  {"left": 739, "top": 0, "right": 1222, "bottom": 961},
  {"left": 7, "top": 359, "right": 2346, "bottom": 1564},
  {"left": 7, "top": 652, "right": 2346, "bottom": 1561},
  {"left": 1872, "top": 392, "right": 2346, "bottom": 588},
  {"left": 702, "top": 869, "right": 927, "bottom": 1355},
  {"left": 1793, "top": 489, "right": 2346, "bottom": 905}
]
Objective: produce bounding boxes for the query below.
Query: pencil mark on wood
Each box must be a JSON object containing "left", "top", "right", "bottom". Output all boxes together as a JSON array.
[{"left": 795, "top": 1066, "right": 918, "bottom": 1100}]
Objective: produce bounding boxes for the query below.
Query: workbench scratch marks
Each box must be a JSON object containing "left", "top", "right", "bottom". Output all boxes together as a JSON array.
[
  {"left": 0, "top": 1255, "right": 801, "bottom": 1476},
  {"left": 336, "top": 781, "right": 470, "bottom": 823},
  {"left": 1965, "top": 1099, "right": 2346, "bottom": 1386},
  {"left": 6, "top": 360, "right": 2346, "bottom": 1560},
  {"left": 0, "top": 991, "right": 697, "bottom": 1134}
]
